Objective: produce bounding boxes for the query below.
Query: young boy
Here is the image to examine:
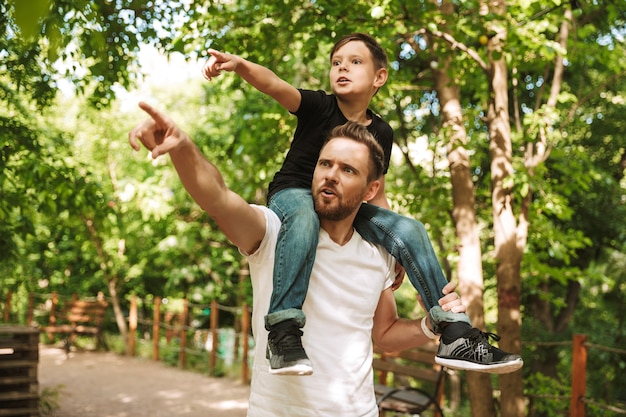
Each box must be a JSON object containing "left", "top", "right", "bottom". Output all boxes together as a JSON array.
[{"left": 202, "top": 33, "right": 523, "bottom": 376}]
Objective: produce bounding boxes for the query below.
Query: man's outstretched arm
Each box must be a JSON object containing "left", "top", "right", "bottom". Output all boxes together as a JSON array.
[{"left": 128, "top": 102, "right": 266, "bottom": 254}]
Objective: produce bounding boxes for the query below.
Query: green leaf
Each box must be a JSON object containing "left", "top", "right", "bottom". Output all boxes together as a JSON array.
[{"left": 9, "top": 0, "right": 51, "bottom": 40}]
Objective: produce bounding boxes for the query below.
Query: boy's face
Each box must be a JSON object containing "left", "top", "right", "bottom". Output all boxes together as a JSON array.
[{"left": 329, "top": 41, "right": 387, "bottom": 99}]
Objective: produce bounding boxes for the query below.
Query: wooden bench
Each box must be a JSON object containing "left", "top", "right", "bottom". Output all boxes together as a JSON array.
[
  {"left": 373, "top": 341, "right": 446, "bottom": 417},
  {"left": 40, "top": 293, "right": 109, "bottom": 355}
]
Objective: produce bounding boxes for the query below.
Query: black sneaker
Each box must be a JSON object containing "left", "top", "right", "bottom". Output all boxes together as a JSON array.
[
  {"left": 266, "top": 319, "right": 313, "bottom": 376},
  {"left": 435, "top": 328, "right": 523, "bottom": 374}
]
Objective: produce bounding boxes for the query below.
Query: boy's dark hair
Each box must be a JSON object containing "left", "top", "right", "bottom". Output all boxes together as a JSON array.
[
  {"left": 330, "top": 33, "right": 388, "bottom": 71},
  {"left": 325, "top": 122, "right": 385, "bottom": 182}
]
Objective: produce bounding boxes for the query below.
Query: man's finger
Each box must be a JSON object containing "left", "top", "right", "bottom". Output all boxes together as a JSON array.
[
  {"left": 128, "top": 124, "right": 144, "bottom": 151},
  {"left": 138, "top": 101, "right": 170, "bottom": 129},
  {"left": 128, "top": 131, "right": 140, "bottom": 151},
  {"left": 207, "top": 48, "right": 221, "bottom": 58},
  {"left": 441, "top": 281, "right": 457, "bottom": 295}
]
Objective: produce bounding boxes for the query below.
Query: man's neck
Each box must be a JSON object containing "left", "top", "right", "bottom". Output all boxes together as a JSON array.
[{"left": 320, "top": 219, "right": 356, "bottom": 246}]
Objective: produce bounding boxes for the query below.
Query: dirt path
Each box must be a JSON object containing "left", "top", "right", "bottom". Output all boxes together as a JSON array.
[{"left": 38, "top": 346, "right": 250, "bottom": 417}]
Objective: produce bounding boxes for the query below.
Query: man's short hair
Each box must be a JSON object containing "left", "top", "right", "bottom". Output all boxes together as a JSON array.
[
  {"left": 330, "top": 33, "right": 388, "bottom": 71},
  {"left": 325, "top": 122, "right": 385, "bottom": 182}
]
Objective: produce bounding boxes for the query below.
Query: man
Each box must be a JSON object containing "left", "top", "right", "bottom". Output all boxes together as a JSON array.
[{"left": 129, "top": 102, "right": 465, "bottom": 416}]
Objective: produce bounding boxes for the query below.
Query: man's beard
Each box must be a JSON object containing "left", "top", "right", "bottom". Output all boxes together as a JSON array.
[{"left": 313, "top": 184, "right": 366, "bottom": 221}]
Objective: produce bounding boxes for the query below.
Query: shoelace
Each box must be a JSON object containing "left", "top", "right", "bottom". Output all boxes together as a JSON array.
[
  {"left": 466, "top": 328, "right": 501, "bottom": 344},
  {"left": 274, "top": 328, "right": 305, "bottom": 351}
]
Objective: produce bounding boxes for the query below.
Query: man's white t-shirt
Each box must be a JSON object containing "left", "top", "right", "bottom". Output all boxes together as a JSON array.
[{"left": 245, "top": 206, "right": 395, "bottom": 417}]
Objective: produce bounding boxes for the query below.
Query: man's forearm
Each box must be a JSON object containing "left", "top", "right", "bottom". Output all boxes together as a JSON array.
[
  {"left": 169, "top": 139, "right": 228, "bottom": 215},
  {"left": 375, "top": 318, "right": 432, "bottom": 352}
]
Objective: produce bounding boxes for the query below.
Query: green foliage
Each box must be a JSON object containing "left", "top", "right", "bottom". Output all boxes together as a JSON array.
[
  {"left": 4, "top": 0, "right": 182, "bottom": 107},
  {"left": 525, "top": 372, "right": 570, "bottom": 417},
  {"left": 0, "top": 109, "right": 105, "bottom": 277},
  {"left": 574, "top": 251, "right": 626, "bottom": 403},
  {"left": 39, "top": 385, "right": 62, "bottom": 416},
  {"left": 8, "top": 0, "right": 52, "bottom": 41}
]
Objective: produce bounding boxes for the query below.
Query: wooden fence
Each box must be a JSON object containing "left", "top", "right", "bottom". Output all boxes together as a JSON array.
[
  {"left": 126, "top": 295, "right": 252, "bottom": 383},
  {"left": 3, "top": 291, "right": 253, "bottom": 383},
  {"left": 570, "top": 334, "right": 626, "bottom": 417}
]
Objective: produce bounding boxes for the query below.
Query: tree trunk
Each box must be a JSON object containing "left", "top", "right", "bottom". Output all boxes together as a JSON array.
[
  {"left": 486, "top": 3, "right": 525, "bottom": 415},
  {"left": 108, "top": 276, "right": 130, "bottom": 354},
  {"left": 84, "top": 216, "right": 130, "bottom": 354},
  {"left": 434, "top": 57, "right": 498, "bottom": 417}
]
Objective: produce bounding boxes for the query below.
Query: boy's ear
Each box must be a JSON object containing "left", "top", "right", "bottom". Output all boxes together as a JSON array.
[{"left": 373, "top": 68, "right": 388, "bottom": 88}]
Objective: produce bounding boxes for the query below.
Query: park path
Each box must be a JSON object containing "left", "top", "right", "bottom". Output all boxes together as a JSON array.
[{"left": 38, "top": 346, "right": 250, "bottom": 417}]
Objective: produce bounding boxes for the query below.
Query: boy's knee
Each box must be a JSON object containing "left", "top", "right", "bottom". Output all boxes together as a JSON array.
[
  {"left": 289, "top": 208, "right": 318, "bottom": 226},
  {"left": 395, "top": 217, "right": 426, "bottom": 239}
]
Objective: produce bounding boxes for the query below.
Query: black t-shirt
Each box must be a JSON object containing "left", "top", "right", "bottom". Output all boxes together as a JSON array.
[{"left": 267, "top": 89, "right": 394, "bottom": 200}]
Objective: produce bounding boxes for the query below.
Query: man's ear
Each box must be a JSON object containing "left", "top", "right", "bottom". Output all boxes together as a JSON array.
[
  {"left": 364, "top": 179, "right": 381, "bottom": 202},
  {"left": 373, "top": 68, "right": 388, "bottom": 89}
]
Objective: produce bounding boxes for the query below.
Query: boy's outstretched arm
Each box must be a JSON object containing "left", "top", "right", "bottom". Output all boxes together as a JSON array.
[
  {"left": 202, "top": 49, "right": 301, "bottom": 113},
  {"left": 128, "top": 102, "right": 266, "bottom": 254}
]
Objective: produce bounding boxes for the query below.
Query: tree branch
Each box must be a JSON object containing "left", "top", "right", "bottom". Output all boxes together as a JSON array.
[
  {"left": 561, "top": 70, "right": 626, "bottom": 128},
  {"left": 411, "top": 28, "right": 489, "bottom": 73}
]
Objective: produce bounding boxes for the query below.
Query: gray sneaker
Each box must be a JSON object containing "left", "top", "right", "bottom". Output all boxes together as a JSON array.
[
  {"left": 435, "top": 328, "right": 523, "bottom": 374},
  {"left": 266, "top": 319, "right": 313, "bottom": 376}
]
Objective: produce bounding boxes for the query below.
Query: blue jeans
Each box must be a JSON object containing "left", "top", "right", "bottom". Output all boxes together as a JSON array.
[
  {"left": 266, "top": 188, "right": 318, "bottom": 330},
  {"left": 354, "top": 203, "right": 471, "bottom": 332},
  {"left": 266, "top": 188, "right": 471, "bottom": 332}
]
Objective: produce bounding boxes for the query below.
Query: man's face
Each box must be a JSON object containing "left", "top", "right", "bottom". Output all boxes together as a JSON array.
[
  {"left": 312, "top": 137, "right": 372, "bottom": 221},
  {"left": 329, "top": 41, "right": 380, "bottom": 98}
]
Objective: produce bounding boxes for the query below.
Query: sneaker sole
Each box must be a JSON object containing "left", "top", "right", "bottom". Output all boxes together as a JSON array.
[
  {"left": 268, "top": 364, "right": 313, "bottom": 376},
  {"left": 435, "top": 357, "right": 523, "bottom": 374}
]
